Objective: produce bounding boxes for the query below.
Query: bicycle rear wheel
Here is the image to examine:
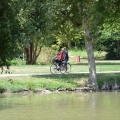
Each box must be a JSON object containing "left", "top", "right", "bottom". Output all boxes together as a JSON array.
[{"left": 50, "top": 63, "right": 58, "bottom": 74}]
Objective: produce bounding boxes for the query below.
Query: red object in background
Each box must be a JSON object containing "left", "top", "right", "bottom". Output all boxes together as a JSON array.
[{"left": 75, "top": 56, "right": 80, "bottom": 63}]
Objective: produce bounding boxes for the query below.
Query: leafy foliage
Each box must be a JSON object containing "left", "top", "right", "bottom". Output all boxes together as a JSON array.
[
  {"left": 0, "top": 0, "right": 120, "bottom": 65},
  {"left": 0, "top": 0, "right": 21, "bottom": 66}
]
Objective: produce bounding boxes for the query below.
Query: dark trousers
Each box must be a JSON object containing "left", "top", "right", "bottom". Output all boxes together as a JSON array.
[{"left": 54, "top": 59, "right": 62, "bottom": 66}]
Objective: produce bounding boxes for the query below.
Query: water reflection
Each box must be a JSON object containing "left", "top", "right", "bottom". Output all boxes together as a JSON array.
[{"left": 0, "top": 92, "right": 120, "bottom": 120}]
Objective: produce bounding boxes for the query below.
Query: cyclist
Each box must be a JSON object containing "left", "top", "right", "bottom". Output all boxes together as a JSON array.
[
  {"left": 61, "top": 47, "right": 69, "bottom": 69},
  {"left": 53, "top": 49, "right": 64, "bottom": 70}
]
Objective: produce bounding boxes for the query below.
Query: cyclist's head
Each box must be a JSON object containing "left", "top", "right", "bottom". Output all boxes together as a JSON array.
[{"left": 61, "top": 48, "right": 65, "bottom": 52}]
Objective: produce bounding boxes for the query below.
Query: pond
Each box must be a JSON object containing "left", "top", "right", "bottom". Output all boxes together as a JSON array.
[{"left": 0, "top": 92, "right": 120, "bottom": 120}]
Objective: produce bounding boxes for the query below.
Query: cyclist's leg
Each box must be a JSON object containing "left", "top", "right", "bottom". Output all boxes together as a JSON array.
[
  {"left": 61, "top": 60, "right": 67, "bottom": 71},
  {"left": 58, "top": 60, "right": 62, "bottom": 67},
  {"left": 54, "top": 59, "right": 58, "bottom": 64},
  {"left": 53, "top": 59, "right": 60, "bottom": 70},
  {"left": 63, "top": 60, "right": 67, "bottom": 66},
  {"left": 66, "top": 63, "right": 71, "bottom": 72},
  {"left": 54, "top": 59, "right": 59, "bottom": 68}
]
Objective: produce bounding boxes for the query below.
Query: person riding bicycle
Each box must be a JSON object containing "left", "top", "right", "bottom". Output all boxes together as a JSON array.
[
  {"left": 61, "top": 47, "right": 69, "bottom": 68},
  {"left": 53, "top": 49, "right": 64, "bottom": 70}
]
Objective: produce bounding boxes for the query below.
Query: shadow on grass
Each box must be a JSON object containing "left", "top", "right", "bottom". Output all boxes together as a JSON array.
[
  {"left": 32, "top": 73, "right": 88, "bottom": 82},
  {"left": 32, "top": 73, "right": 120, "bottom": 87},
  {"left": 72, "top": 62, "right": 120, "bottom": 66}
]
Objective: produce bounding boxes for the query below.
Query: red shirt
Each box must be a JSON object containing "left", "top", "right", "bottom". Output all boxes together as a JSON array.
[{"left": 57, "top": 52, "right": 64, "bottom": 60}]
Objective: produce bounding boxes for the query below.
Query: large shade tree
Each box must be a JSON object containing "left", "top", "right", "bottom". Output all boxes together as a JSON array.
[
  {"left": 49, "top": 0, "right": 120, "bottom": 89},
  {"left": 17, "top": 0, "right": 49, "bottom": 64},
  {"left": 0, "top": 0, "right": 20, "bottom": 67},
  {"left": 0, "top": 0, "right": 53, "bottom": 66}
]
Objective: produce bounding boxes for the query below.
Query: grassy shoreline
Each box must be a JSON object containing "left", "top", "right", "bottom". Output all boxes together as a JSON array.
[
  {"left": 0, "top": 49, "right": 120, "bottom": 93},
  {"left": 0, "top": 73, "right": 120, "bottom": 94}
]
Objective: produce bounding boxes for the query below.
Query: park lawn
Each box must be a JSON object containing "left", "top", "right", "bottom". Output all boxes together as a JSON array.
[
  {"left": 6, "top": 49, "right": 119, "bottom": 74},
  {"left": 1, "top": 60, "right": 120, "bottom": 74}
]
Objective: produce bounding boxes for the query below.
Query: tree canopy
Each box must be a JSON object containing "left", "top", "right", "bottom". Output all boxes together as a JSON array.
[{"left": 0, "top": 0, "right": 20, "bottom": 66}]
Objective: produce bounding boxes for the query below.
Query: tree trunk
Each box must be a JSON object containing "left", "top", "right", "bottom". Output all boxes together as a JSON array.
[
  {"left": 85, "top": 41, "right": 98, "bottom": 89},
  {"left": 24, "top": 42, "right": 42, "bottom": 65},
  {"left": 24, "top": 47, "right": 30, "bottom": 64},
  {"left": 83, "top": 22, "right": 98, "bottom": 90},
  {"left": 30, "top": 42, "right": 34, "bottom": 64}
]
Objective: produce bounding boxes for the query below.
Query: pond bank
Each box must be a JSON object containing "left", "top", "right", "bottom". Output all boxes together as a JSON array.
[
  {"left": 1, "top": 86, "right": 120, "bottom": 95},
  {"left": 0, "top": 87, "right": 93, "bottom": 94},
  {"left": 0, "top": 73, "right": 120, "bottom": 94}
]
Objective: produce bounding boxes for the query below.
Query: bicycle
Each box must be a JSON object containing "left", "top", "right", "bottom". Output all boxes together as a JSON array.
[{"left": 50, "top": 60, "right": 71, "bottom": 74}]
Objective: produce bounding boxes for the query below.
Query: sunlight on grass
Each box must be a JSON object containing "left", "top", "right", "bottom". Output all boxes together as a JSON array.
[{"left": 0, "top": 73, "right": 120, "bottom": 93}]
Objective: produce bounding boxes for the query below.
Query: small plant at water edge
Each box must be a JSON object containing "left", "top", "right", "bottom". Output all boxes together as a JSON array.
[{"left": 0, "top": 85, "right": 7, "bottom": 93}]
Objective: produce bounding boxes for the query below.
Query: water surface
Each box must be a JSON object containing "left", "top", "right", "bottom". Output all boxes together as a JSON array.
[{"left": 0, "top": 92, "right": 120, "bottom": 120}]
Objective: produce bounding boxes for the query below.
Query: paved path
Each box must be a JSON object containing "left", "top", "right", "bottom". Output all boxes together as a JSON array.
[{"left": 0, "top": 71, "right": 120, "bottom": 77}]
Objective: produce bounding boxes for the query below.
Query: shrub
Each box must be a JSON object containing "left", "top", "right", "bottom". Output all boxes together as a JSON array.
[
  {"left": 36, "top": 47, "right": 56, "bottom": 64},
  {"left": 11, "top": 58, "right": 26, "bottom": 66},
  {"left": 0, "top": 85, "right": 7, "bottom": 93}
]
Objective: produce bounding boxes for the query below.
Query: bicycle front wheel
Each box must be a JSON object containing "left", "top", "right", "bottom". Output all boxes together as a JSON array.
[{"left": 50, "top": 63, "right": 58, "bottom": 74}]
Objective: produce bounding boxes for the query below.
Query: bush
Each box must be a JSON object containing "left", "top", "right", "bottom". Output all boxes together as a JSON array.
[
  {"left": 105, "top": 40, "right": 120, "bottom": 60},
  {"left": 11, "top": 58, "right": 26, "bottom": 66},
  {"left": 36, "top": 47, "right": 56, "bottom": 64}
]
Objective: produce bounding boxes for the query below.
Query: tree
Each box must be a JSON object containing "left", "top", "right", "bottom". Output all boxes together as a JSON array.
[
  {"left": 0, "top": 0, "right": 20, "bottom": 67},
  {"left": 16, "top": 0, "right": 49, "bottom": 64},
  {"left": 99, "top": 13, "right": 120, "bottom": 60},
  {"left": 49, "top": 0, "right": 120, "bottom": 89},
  {"left": 0, "top": 0, "right": 60, "bottom": 66},
  {"left": 49, "top": 0, "right": 99, "bottom": 89},
  {"left": 53, "top": 21, "right": 83, "bottom": 49},
  {"left": 92, "top": 0, "right": 120, "bottom": 60}
]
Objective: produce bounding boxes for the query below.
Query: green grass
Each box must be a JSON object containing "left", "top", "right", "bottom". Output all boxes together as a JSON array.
[
  {"left": 0, "top": 75, "right": 80, "bottom": 92},
  {"left": 69, "top": 49, "right": 106, "bottom": 59},
  {"left": 4, "top": 61, "right": 120, "bottom": 74},
  {"left": 0, "top": 49, "right": 120, "bottom": 93},
  {"left": 0, "top": 73, "right": 120, "bottom": 93}
]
